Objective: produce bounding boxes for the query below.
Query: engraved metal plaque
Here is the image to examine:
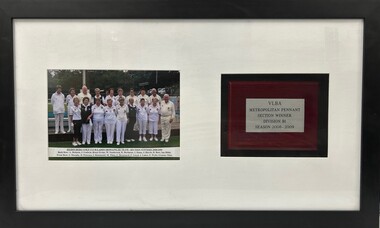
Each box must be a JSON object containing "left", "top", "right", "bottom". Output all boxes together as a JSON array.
[{"left": 246, "top": 98, "right": 305, "bottom": 133}]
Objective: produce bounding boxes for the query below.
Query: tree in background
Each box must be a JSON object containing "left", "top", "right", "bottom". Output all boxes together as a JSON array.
[
  {"left": 48, "top": 70, "right": 180, "bottom": 97},
  {"left": 48, "top": 70, "right": 83, "bottom": 95}
]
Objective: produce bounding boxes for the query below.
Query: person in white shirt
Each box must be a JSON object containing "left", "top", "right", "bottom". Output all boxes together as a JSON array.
[
  {"left": 77, "top": 85, "right": 92, "bottom": 105},
  {"left": 115, "top": 97, "right": 129, "bottom": 145},
  {"left": 92, "top": 88, "right": 104, "bottom": 105},
  {"left": 137, "top": 98, "right": 149, "bottom": 142},
  {"left": 65, "top": 88, "right": 77, "bottom": 133},
  {"left": 103, "top": 88, "right": 117, "bottom": 106},
  {"left": 114, "top": 88, "right": 126, "bottom": 106},
  {"left": 51, "top": 85, "right": 66, "bottom": 134},
  {"left": 148, "top": 98, "right": 161, "bottom": 141},
  {"left": 70, "top": 97, "right": 82, "bottom": 146},
  {"left": 104, "top": 98, "right": 117, "bottom": 144},
  {"left": 137, "top": 88, "right": 150, "bottom": 105},
  {"left": 92, "top": 97, "right": 105, "bottom": 144},
  {"left": 126, "top": 88, "right": 138, "bottom": 105},
  {"left": 81, "top": 97, "right": 93, "bottom": 145},
  {"left": 160, "top": 94, "right": 176, "bottom": 142},
  {"left": 149, "top": 88, "right": 161, "bottom": 105}
]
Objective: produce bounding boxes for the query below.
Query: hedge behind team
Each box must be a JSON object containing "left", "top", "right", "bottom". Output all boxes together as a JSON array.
[{"left": 51, "top": 85, "right": 176, "bottom": 146}]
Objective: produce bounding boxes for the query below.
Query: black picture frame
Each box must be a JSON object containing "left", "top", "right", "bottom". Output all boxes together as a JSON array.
[
  {"left": 0, "top": 0, "right": 379, "bottom": 228},
  {"left": 221, "top": 74, "right": 329, "bottom": 157}
]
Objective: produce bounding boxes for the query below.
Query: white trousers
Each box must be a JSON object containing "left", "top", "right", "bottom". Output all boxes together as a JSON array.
[
  {"left": 54, "top": 113, "right": 65, "bottom": 133},
  {"left": 82, "top": 123, "right": 92, "bottom": 144},
  {"left": 138, "top": 119, "right": 147, "bottom": 135},
  {"left": 105, "top": 122, "right": 116, "bottom": 143},
  {"left": 67, "top": 115, "right": 73, "bottom": 132},
  {"left": 93, "top": 119, "right": 104, "bottom": 143},
  {"left": 149, "top": 120, "right": 158, "bottom": 135},
  {"left": 116, "top": 119, "right": 127, "bottom": 143},
  {"left": 161, "top": 116, "right": 172, "bottom": 140}
]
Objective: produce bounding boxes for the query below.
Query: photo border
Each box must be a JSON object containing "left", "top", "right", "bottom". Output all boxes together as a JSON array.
[
  {"left": 46, "top": 69, "right": 181, "bottom": 161},
  {"left": 0, "top": 0, "right": 379, "bottom": 228}
]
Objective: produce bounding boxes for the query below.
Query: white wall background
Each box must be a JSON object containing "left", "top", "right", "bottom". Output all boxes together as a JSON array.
[{"left": 14, "top": 19, "right": 363, "bottom": 210}]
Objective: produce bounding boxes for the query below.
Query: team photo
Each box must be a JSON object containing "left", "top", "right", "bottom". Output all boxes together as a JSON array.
[{"left": 48, "top": 70, "right": 180, "bottom": 160}]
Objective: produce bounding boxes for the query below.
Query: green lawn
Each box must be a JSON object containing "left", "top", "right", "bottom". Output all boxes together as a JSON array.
[{"left": 49, "top": 136, "right": 180, "bottom": 148}]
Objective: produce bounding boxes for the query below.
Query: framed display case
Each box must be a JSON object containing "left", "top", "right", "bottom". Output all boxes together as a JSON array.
[
  {"left": 0, "top": 0, "right": 379, "bottom": 228},
  {"left": 221, "top": 74, "right": 329, "bottom": 157}
]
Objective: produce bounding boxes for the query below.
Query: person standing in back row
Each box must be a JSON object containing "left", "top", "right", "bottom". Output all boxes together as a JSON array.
[
  {"left": 77, "top": 85, "right": 92, "bottom": 105},
  {"left": 149, "top": 88, "right": 161, "bottom": 105},
  {"left": 93, "top": 88, "right": 104, "bottom": 105},
  {"left": 126, "top": 88, "right": 138, "bottom": 105},
  {"left": 115, "top": 88, "right": 126, "bottom": 106},
  {"left": 160, "top": 94, "right": 176, "bottom": 143},
  {"left": 137, "top": 88, "right": 150, "bottom": 105},
  {"left": 104, "top": 88, "right": 116, "bottom": 106},
  {"left": 51, "top": 85, "right": 66, "bottom": 134}
]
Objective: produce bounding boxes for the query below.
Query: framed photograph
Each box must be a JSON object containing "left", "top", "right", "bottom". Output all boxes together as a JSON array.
[
  {"left": 47, "top": 69, "right": 180, "bottom": 160},
  {"left": 1, "top": 0, "right": 379, "bottom": 228}
]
